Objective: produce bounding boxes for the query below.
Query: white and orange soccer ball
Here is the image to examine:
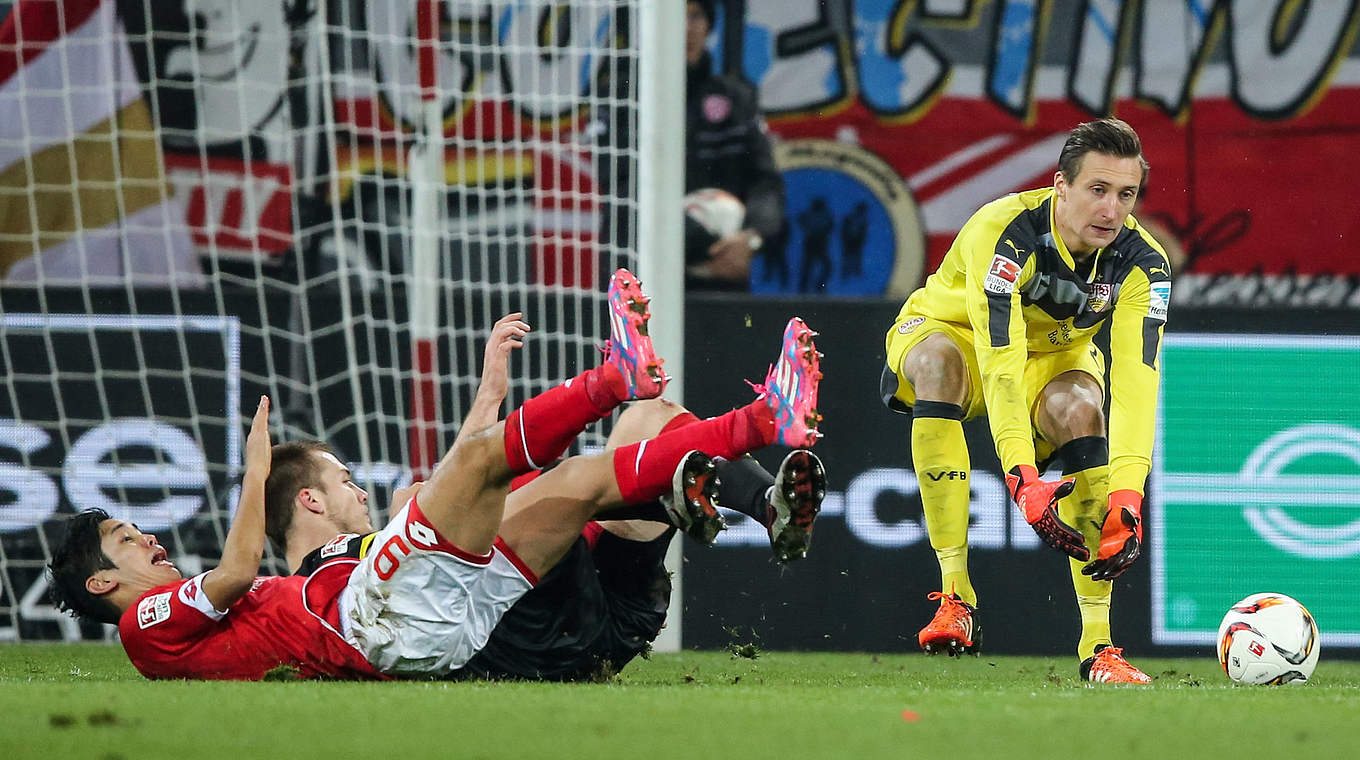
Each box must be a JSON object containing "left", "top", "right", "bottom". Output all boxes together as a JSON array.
[
  {"left": 684, "top": 188, "right": 745, "bottom": 238},
  {"left": 1216, "top": 592, "right": 1320, "bottom": 685}
]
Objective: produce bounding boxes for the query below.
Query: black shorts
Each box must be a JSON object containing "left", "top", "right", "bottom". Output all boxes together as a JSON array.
[{"left": 449, "top": 528, "right": 672, "bottom": 682}]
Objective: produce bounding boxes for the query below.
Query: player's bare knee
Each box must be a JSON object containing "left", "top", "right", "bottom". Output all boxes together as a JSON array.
[
  {"left": 1040, "top": 394, "right": 1105, "bottom": 444},
  {"left": 607, "top": 398, "right": 686, "bottom": 450},
  {"left": 902, "top": 334, "right": 968, "bottom": 405}
]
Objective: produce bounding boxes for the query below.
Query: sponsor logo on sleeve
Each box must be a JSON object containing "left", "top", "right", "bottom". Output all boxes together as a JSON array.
[
  {"left": 1149, "top": 282, "right": 1171, "bottom": 321},
  {"left": 178, "top": 577, "right": 199, "bottom": 605},
  {"left": 896, "top": 317, "right": 926, "bottom": 335},
  {"left": 320, "top": 533, "right": 356, "bottom": 559},
  {"left": 984, "top": 254, "right": 1021, "bottom": 295},
  {"left": 137, "top": 592, "right": 173, "bottom": 629}
]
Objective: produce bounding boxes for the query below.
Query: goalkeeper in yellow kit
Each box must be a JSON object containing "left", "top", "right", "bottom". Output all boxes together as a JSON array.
[{"left": 881, "top": 119, "right": 1170, "bottom": 683}]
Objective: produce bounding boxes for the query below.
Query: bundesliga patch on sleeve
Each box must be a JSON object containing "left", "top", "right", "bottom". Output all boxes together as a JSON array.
[
  {"left": 137, "top": 592, "right": 173, "bottom": 629},
  {"left": 1148, "top": 282, "right": 1171, "bottom": 321},
  {"left": 983, "top": 254, "right": 1021, "bottom": 295}
]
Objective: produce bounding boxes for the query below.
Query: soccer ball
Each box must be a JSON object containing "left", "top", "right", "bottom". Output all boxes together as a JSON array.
[
  {"left": 684, "top": 188, "right": 745, "bottom": 238},
  {"left": 1216, "top": 593, "right": 1320, "bottom": 685}
]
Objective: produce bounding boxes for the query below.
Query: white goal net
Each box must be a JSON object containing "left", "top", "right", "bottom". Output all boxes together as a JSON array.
[{"left": 0, "top": 0, "right": 680, "bottom": 641}]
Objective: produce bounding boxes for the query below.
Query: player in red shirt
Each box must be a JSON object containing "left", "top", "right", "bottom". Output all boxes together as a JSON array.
[{"left": 48, "top": 269, "right": 824, "bottom": 680}]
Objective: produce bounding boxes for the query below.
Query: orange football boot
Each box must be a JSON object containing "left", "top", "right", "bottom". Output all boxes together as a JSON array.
[
  {"left": 917, "top": 591, "right": 980, "bottom": 656},
  {"left": 1080, "top": 645, "right": 1153, "bottom": 683}
]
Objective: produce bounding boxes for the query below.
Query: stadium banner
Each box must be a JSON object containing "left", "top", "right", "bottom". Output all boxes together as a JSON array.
[
  {"left": 1152, "top": 335, "right": 1360, "bottom": 648},
  {"left": 704, "top": 0, "right": 1360, "bottom": 296},
  {"left": 0, "top": 309, "right": 239, "bottom": 640},
  {"left": 6, "top": 2, "right": 1360, "bottom": 296}
]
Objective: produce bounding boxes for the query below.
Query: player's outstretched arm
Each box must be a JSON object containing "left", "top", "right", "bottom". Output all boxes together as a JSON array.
[
  {"left": 456, "top": 312, "right": 529, "bottom": 447},
  {"left": 202, "top": 395, "right": 272, "bottom": 611}
]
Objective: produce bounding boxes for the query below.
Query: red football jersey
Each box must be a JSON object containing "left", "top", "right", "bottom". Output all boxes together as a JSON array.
[{"left": 118, "top": 563, "right": 382, "bottom": 681}]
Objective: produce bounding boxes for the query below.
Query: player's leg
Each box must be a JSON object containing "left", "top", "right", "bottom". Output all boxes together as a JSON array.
[
  {"left": 499, "top": 318, "right": 823, "bottom": 578},
  {"left": 418, "top": 268, "right": 667, "bottom": 555},
  {"left": 1035, "top": 370, "right": 1111, "bottom": 655},
  {"left": 599, "top": 398, "right": 827, "bottom": 562},
  {"left": 593, "top": 398, "right": 692, "bottom": 543},
  {"left": 503, "top": 268, "right": 666, "bottom": 474},
  {"left": 890, "top": 324, "right": 980, "bottom": 655},
  {"left": 1034, "top": 365, "right": 1150, "bottom": 683}
]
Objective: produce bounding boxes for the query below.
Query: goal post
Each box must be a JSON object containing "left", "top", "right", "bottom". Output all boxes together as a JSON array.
[
  {"left": 0, "top": 0, "right": 685, "bottom": 643},
  {"left": 637, "top": 0, "right": 687, "bottom": 654}
]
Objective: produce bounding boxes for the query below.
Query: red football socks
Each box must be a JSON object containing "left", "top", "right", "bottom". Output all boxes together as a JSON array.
[
  {"left": 612, "top": 400, "right": 775, "bottom": 503},
  {"left": 503, "top": 363, "right": 629, "bottom": 474}
]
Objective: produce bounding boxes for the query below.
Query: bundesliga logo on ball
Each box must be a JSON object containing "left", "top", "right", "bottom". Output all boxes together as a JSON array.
[{"left": 1216, "top": 593, "right": 1320, "bottom": 685}]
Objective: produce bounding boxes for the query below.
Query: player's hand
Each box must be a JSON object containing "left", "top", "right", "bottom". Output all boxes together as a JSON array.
[
  {"left": 706, "top": 231, "right": 755, "bottom": 281},
  {"left": 390, "top": 481, "right": 423, "bottom": 513},
  {"left": 243, "top": 395, "right": 272, "bottom": 482},
  {"left": 479, "top": 313, "right": 529, "bottom": 405},
  {"left": 1082, "top": 490, "right": 1143, "bottom": 581},
  {"left": 1005, "top": 465, "right": 1089, "bottom": 561}
]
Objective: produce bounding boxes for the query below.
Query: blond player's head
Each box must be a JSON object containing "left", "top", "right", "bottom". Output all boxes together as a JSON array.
[{"left": 264, "top": 441, "right": 372, "bottom": 553}]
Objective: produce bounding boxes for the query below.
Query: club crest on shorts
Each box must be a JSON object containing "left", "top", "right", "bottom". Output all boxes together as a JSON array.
[
  {"left": 897, "top": 317, "right": 925, "bottom": 335},
  {"left": 1086, "top": 282, "right": 1113, "bottom": 312},
  {"left": 984, "top": 254, "right": 1021, "bottom": 294}
]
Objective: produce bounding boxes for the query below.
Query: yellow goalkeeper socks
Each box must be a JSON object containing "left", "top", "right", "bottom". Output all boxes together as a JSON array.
[
  {"left": 912, "top": 401, "right": 975, "bottom": 606},
  {"left": 1055, "top": 435, "right": 1113, "bottom": 659},
  {"left": 1076, "top": 594, "right": 1113, "bottom": 659}
]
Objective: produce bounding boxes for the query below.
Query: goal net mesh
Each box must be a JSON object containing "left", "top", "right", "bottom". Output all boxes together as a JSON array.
[{"left": 0, "top": 0, "right": 643, "bottom": 640}]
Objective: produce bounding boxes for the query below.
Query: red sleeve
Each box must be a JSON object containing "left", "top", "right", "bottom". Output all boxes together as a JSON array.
[{"left": 120, "top": 573, "right": 230, "bottom": 664}]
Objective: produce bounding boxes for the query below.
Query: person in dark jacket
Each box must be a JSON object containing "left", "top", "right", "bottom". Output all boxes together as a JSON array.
[{"left": 683, "top": 0, "right": 786, "bottom": 291}]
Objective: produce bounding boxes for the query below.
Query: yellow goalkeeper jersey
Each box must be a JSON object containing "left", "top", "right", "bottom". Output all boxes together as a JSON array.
[{"left": 901, "top": 187, "right": 1171, "bottom": 495}]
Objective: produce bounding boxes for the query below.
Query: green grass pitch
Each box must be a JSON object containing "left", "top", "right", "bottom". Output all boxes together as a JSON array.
[{"left": 3, "top": 644, "right": 1359, "bottom": 759}]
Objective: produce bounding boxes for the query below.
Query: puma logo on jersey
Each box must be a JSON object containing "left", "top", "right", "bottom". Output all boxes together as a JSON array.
[
  {"left": 1003, "top": 239, "right": 1026, "bottom": 258},
  {"left": 1148, "top": 266, "right": 1167, "bottom": 276}
]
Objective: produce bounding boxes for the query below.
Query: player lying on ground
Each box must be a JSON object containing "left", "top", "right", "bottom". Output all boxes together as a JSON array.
[
  {"left": 271, "top": 284, "right": 826, "bottom": 681},
  {"left": 48, "top": 269, "right": 824, "bottom": 681},
  {"left": 880, "top": 118, "right": 1169, "bottom": 683}
]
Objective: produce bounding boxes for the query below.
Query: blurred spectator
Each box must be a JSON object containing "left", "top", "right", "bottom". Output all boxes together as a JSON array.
[{"left": 683, "top": 0, "right": 785, "bottom": 292}]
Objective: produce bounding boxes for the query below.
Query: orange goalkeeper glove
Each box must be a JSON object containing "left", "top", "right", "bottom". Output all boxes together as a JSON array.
[
  {"left": 1081, "top": 490, "right": 1143, "bottom": 581},
  {"left": 1005, "top": 465, "right": 1089, "bottom": 561}
]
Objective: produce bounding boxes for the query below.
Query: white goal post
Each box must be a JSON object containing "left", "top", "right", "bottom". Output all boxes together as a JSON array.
[{"left": 0, "top": 0, "right": 684, "bottom": 644}]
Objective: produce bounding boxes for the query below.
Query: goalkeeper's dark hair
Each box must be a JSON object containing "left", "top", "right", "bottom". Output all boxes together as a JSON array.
[
  {"left": 265, "top": 440, "right": 339, "bottom": 552},
  {"left": 1058, "top": 118, "right": 1149, "bottom": 188},
  {"left": 48, "top": 508, "right": 121, "bottom": 625}
]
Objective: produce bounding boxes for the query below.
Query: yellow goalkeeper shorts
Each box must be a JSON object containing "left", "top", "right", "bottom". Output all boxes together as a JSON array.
[{"left": 882, "top": 310, "right": 1106, "bottom": 434}]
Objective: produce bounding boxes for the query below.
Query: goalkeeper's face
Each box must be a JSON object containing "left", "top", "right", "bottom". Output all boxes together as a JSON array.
[
  {"left": 312, "top": 452, "right": 373, "bottom": 534},
  {"left": 1053, "top": 152, "right": 1143, "bottom": 255}
]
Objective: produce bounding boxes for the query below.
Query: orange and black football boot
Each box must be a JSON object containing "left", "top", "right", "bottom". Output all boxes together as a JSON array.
[
  {"left": 1080, "top": 644, "right": 1153, "bottom": 683},
  {"left": 917, "top": 591, "right": 980, "bottom": 656}
]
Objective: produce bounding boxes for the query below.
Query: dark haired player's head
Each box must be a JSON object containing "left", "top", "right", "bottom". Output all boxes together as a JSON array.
[
  {"left": 48, "top": 508, "right": 122, "bottom": 625},
  {"left": 264, "top": 439, "right": 340, "bottom": 552},
  {"left": 1058, "top": 118, "right": 1149, "bottom": 189}
]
